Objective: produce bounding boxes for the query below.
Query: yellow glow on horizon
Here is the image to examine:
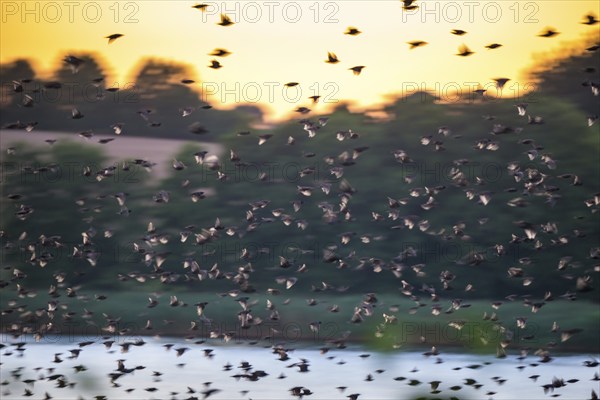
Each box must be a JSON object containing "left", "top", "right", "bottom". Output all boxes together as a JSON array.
[{"left": 1, "top": 1, "right": 599, "bottom": 121}]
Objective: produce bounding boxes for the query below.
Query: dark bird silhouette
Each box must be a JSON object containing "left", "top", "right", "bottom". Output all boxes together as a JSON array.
[
  {"left": 408, "top": 41, "right": 428, "bottom": 49},
  {"left": 485, "top": 43, "right": 502, "bottom": 49},
  {"left": 208, "top": 60, "right": 222, "bottom": 69},
  {"left": 175, "top": 347, "right": 190, "bottom": 356},
  {"left": 402, "top": 0, "right": 418, "bottom": 10},
  {"left": 217, "top": 14, "right": 234, "bottom": 26},
  {"left": 493, "top": 78, "right": 510, "bottom": 89},
  {"left": 258, "top": 134, "right": 273, "bottom": 145},
  {"left": 325, "top": 52, "right": 340, "bottom": 64},
  {"left": 105, "top": 34, "right": 124, "bottom": 44},
  {"left": 345, "top": 27, "right": 361, "bottom": 35},
  {"left": 209, "top": 48, "right": 231, "bottom": 57},
  {"left": 538, "top": 28, "right": 559, "bottom": 37},
  {"left": 349, "top": 66, "right": 365, "bottom": 75},
  {"left": 581, "top": 14, "right": 599, "bottom": 25},
  {"left": 456, "top": 44, "right": 474, "bottom": 56},
  {"left": 201, "top": 388, "right": 221, "bottom": 399}
]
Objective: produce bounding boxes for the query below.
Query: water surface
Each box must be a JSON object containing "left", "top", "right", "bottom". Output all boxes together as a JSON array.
[{"left": 1, "top": 336, "right": 598, "bottom": 399}]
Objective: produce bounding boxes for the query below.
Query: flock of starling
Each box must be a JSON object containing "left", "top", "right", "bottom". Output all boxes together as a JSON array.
[
  {"left": 1, "top": 2, "right": 600, "bottom": 400},
  {"left": 104, "top": 6, "right": 600, "bottom": 74}
]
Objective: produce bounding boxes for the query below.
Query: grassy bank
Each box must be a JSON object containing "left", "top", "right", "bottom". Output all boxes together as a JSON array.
[{"left": 2, "top": 290, "right": 598, "bottom": 353}]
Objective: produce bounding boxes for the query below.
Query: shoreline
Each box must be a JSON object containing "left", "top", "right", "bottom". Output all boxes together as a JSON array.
[{"left": 2, "top": 332, "right": 598, "bottom": 354}]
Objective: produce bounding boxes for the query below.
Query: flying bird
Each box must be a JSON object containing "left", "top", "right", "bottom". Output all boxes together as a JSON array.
[
  {"left": 258, "top": 134, "right": 273, "bottom": 145},
  {"left": 71, "top": 108, "right": 84, "bottom": 119},
  {"left": 493, "top": 78, "right": 510, "bottom": 89},
  {"left": 538, "top": 28, "right": 559, "bottom": 37},
  {"left": 408, "top": 41, "right": 428, "bottom": 49},
  {"left": 402, "top": 0, "right": 418, "bottom": 10},
  {"left": 515, "top": 103, "right": 528, "bottom": 116},
  {"left": 325, "top": 52, "right": 340, "bottom": 63},
  {"left": 485, "top": 43, "right": 502, "bottom": 49},
  {"left": 209, "top": 60, "right": 222, "bottom": 69},
  {"left": 349, "top": 66, "right": 365, "bottom": 75},
  {"left": 581, "top": 14, "right": 598, "bottom": 25},
  {"left": 218, "top": 14, "right": 234, "bottom": 26},
  {"left": 456, "top": 44, "right": 474, "bottom": 56},
  {"left": 4, "top": 8, "right": 599, "bottom": 398},
  {"left": 105, "top": 34, "right": 124, "bottom": 44},
  {"left": 209, "top": 48, "right": 231, "bottom": 57},
  {"left": 63, "top": 55, "right": 85, "bottom": 73},
  {"left": 345, "top": 27, "right": 361, "bottom": 35}
]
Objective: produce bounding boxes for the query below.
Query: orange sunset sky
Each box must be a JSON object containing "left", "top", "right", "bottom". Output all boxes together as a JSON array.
[{"left": 1, "top": 1, "right": 599, "bottom": 121}]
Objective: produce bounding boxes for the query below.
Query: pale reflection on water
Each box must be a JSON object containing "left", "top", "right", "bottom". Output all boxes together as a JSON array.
[{"left": 1, "top": 336, "right": 598, "bottom": 399}]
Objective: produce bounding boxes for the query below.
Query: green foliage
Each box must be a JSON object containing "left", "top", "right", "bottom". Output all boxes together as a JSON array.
[{"left": 1, "top": 52, "right": 598, "bottom": 350}]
